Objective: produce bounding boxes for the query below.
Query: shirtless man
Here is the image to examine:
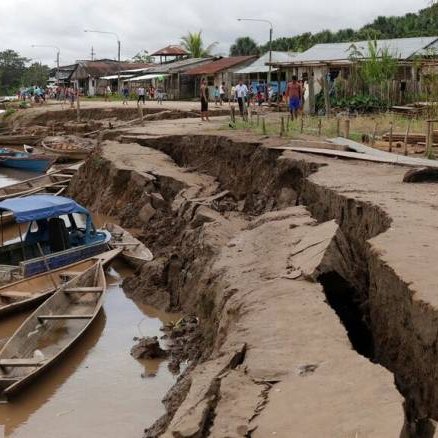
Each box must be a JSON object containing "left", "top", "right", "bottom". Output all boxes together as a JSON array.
[{"left": 285, "top": 76, "right": 302, "bottom": 120}]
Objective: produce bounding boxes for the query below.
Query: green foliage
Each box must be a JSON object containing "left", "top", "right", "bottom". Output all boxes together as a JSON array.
[
  {"left": 2, "top": 108, "right": 16, "bottom": 118},
  {"left": 256, "top": 3, "right": 438, "bottom": 54},
  {"left": 132, "top": 50, "right": 154, "bottom": 64},
  {"left": 0, "top": 50, "right": 28, "bottom": 95},
  {"left": 348, "top": 40, "right": 398, "bottom": 86},
  {"left": 180, "top": 31, "right": 217, "bottom": 58},
  {"left": 229, "top": 37, "right": 260, "bottom": 56},
  {"left": 21, "top": 62, "right": 50, "bottom": 87},
  {"left": 327, "top": 94, "right": 388, "bottom": 113}
]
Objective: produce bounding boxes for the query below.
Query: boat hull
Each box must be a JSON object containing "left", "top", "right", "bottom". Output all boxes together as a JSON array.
[
  {"left": 0, "top": 158, "right": 53, "bottom": 173},
  {"left": 0, "top": 263, "right": 106, "bottom": 399},
  {"left": 22, "top": 239, "right": 110, "bottom": 278}
]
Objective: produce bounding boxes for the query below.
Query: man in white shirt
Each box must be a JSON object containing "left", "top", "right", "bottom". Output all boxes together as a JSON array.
[{"left": 235, "top": 80, "right": 248, "bottom": 116}]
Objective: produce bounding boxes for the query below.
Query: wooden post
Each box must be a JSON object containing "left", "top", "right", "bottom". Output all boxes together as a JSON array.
[
  {"left": 280, "top": 116, "right": 285, "bottom": 137},
  {"left": 262, "top": 118, "right": 267, "bottom": 135},
  {"left": 344, "top": 119, "right": 350, "bottom": 139},
  {"left": 308, "top": 69, "right": 315, "bottom": 115},
  {"left": 257, "top": 114, "right": 260, "bottom": 127},
  {"left": 323, "top": 70, "right": 331, "bottom": 117},
  {"left": 318, "top": 118, "right": 322, "bottom": 136},
  {"left": 300, "top": 114, "right": 304, "bottom": 133},
  {"left": 336, "top": 117, "right": 341, "bottom": 137},
  {"left": 388, "top": 122, "right": 393, "bottom": 153},
  {"left": 231, "top": 106, "right": 236, "bottom": 124},
  {"left": 425, "top": 120, "right": 433, "bottom": 158},
  {"left": 403, "top": 118, "right": 412, "bottom": 156},
  {"left": 76, "top": 91, "right": 80, "bottom": 122},
  {"left": 371, "top": 119, "right": 378, "bottom": 147},
  {"left": 286, "top": 115, "right": 290, "bottom": 132}
]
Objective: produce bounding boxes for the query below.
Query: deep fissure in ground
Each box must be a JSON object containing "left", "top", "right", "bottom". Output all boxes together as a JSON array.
[{"left": 70, "top": 133, "right": 436, "bottom": 435}]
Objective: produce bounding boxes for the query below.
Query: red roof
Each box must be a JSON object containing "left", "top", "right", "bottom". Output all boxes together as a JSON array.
[
  {"left": 151, "top": 45, "right": 188, "bottom": 56},
  {"left": 184, "top": 56, "right": 257, "bottom": 75}
]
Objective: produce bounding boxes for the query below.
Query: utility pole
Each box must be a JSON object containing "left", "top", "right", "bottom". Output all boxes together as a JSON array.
[{"left": 91, "top": 46, "right": 96, "bottom": 61}]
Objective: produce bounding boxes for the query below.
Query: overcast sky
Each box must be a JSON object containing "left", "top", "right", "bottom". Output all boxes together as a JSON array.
[{"left": 0, "top": 0, "right": 429, "bottom": 66}]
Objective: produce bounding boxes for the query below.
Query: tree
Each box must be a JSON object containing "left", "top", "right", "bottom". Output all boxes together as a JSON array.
[
  {"left": 132, "top": 50, "right": 154, "bottom": 64},
  {"left": 229, "top": 37, "right": 260, "bottom": 56},
  {"left": 21, "top": 62, "right": 50, "bottom": 87},
  {"left": 0, "top": 50, "right": 28, "bottom": 95},
  {"left": 180, "top": 31, "right": 217, "bottom": 58}
]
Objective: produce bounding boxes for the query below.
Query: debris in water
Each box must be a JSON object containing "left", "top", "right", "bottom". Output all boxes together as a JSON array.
[{"left": 130, "top": 336, "right": 168, "bottom": 359}]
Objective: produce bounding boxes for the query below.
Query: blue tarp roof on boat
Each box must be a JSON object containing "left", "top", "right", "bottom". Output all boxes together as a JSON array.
[{"left": 0, "top": 195, "right": 89, "bottom": 223}]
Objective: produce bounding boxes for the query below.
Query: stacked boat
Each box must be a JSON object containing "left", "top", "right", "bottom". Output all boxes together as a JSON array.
[{"left": 0, "top": 187, "right": 154, "bottom": 401}]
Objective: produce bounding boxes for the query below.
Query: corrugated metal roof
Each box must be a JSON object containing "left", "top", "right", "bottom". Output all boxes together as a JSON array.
[
  {"left": 185, "top": 56, "right": 257, "bottom": 75},
  {"left": 151, "top": 45, "right": 188, "bottom": 56},
  {"left": 127, "top": 74, "right": 170, "bottom": 82},
  {"left": 280, "top": 37, "right": 438, "bottom": 65},
  {"left": 146, "top": 57, "right": 215, "bottom": 74},
  {"left": 235, "top": 51, "right": 298, "bottom": 74}
]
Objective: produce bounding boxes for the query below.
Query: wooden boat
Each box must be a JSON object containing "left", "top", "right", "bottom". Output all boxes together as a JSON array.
[
  {"left": 0, "top": 248, "right": 120, "bottom": 318},
  {"left": 0, "top": 172, "right": 72, "bottom": 201},
  {"left": 46, "top": 161, "right": 84, "bottom": 176},
  {"left": 0, "top": 135, "right": 41, "bottom": 147},
  {"left": 0, "top": 261, "right": 106, "bottom": 399},
  {"left": 104, "top": 223, "right": 153, "bottom": 268},
  {"left": 42, "top": 141, "right": 92, "bottom": 161},
  {"left": 0, "top": 149, "right": 54, "bottom": 173},
  {"left": 0, "top": 195, "right": 111, "bottom": 283}
]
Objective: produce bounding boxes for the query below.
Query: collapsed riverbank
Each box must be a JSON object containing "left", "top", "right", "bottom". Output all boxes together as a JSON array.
[{"left": 66, "top": 128, "right": 438, "bottom": 436}]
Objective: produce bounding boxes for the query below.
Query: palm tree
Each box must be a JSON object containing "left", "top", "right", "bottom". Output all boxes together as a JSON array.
[{"left": 180, "top": 31, "right": 217, "bottom": 58}]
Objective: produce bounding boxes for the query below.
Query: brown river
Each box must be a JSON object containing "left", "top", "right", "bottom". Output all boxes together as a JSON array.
[{"left": 0, "top": 169, "right": 179, "bottom": 437}]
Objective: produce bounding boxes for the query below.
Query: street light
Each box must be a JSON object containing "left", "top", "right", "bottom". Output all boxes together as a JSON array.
[
  {"left": 31, "top": 45, "right": 60, "bottom": 85},
  {"left": 84, "top": 29, "right": 121, "bottom": 93},
  {"left": 237, "top": 18, "right": 273, "bottom": 84}
]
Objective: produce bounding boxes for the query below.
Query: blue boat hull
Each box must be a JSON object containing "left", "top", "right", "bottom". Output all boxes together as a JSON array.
[
  {"left": 22, "top": 240, "right": 110, "bottom": 278},
  {"left": 0, "top": 158, "right": 52, "bottom": 173}
]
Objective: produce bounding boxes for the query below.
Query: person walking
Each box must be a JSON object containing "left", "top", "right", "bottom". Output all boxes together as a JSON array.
[
  {"left": 122, "top": 84, "right": 130, "bottom": 105},
  {"left": 200, "top": 78, "right": 209, "bottom": 121},
  {"left": 285, "top": 75, "right": 303, "bottom": 120},
  {"left": 156, "top": 82, "right": 164, "bottom": 104},
  {"left": 137, "top": 86, "right": 145, "bottom": 104},
  {"left": 235, "top": 79, "right": 248, "bottom": 117},
  {"left": 219, "top": 82, "right": 226, "bottom": 105},
  {"left": 104, "top": 85, "right": 112, "bottom": 102},
  {"left": 213, "top": 85, "right": 220, "bottom": 107}
]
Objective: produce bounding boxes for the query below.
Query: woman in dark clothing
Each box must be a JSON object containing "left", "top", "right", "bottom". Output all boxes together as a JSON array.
[{"left": 200, "top": 78, "right": 209, "bottom": 121}]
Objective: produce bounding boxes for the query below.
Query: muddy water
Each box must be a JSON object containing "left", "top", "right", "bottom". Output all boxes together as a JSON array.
[
  {"left": 0, "top": 172, "right": 180, "bottom": 437},
  {"left": 0, "top": 260, "right": 179, "bottom": 438}
]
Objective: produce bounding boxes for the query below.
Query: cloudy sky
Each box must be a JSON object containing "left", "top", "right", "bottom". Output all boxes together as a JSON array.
[{"left": 0, "top": 0, "right": 429, "bottom": 66}]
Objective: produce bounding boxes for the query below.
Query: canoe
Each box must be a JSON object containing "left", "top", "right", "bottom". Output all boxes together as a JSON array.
[
  {"left": 0, "top": 172, "right": 72, "bottom": 201},
  {"left": 0, "top": 261, "right": 106, "bottom": 399},
  {"left": 0, "top": 135, "right": 42, "bottom": 147},
  {"left": 0, "top": 149, "right": 54, "bottom": 173},
  {"left": 104, "top": 223, "right": 153, "bottom": 269},
  {"left": 42, "top": 141, "right": 92, "bottom": 161},
  {"left": 0, "top": 248, "right": 120, "bottom": 318}
]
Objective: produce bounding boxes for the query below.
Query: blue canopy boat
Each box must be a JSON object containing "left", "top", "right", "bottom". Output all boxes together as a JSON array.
[
  {"left": 0, "top": 195, "right": 110, "bottom": 283},
  {"left": 0, "top": 149, "right": 54, "bottom": 173}
]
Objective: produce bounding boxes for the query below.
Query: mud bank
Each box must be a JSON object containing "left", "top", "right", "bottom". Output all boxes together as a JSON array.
[{"left": 69, "top": 133, "right": 438, "bottom": 436}]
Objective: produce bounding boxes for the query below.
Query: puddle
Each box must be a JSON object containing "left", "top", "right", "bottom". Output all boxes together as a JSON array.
[{"left": 0, "top": 259, "right": 179, "bottom": 438}]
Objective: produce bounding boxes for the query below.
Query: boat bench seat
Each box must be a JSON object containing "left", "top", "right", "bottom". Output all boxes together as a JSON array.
[
  {"left": 64, "top": 287, "right": 103, "bottom": 294},
  {"left": 0, "top": 291, "right": 31, "bottom": 300},
  {"left": 0, "top": 358, "right": 44, "bottom": 367},
  {"left": 38, "top": 314, "right": 93, "bottom": 321},
  {"left": 58, "top": 271, "right": 83, "bottom": 278}
]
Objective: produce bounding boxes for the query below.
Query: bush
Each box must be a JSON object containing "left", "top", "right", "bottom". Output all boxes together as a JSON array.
[{"left": 316, "top": 91, "right": 388, "bottom": 114}]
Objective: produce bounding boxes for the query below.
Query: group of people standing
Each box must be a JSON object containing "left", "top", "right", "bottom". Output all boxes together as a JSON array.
[{"left": 200, "top": 76, "right": 307, "bottom": 121}]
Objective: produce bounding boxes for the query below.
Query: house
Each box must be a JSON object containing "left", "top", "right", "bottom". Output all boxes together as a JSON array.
[
  {"left": 124, "top": 57, "right": 216, "bottom": 99},
  {"left": 268, "top": 36, "right": 438, "bottom": 112},
  {"left": 151, "top": 45, "right": 189, "bottom": 64},
  {"left": 70, "top": 60, "right": 152, "bottom": 95},
  {"left": 234, "top": 51, "right": 298, "bottom": 81},
  {"left": 48, "top": 64, "right": 77, "bottom": 85},
  {"left": 184, "top": 56, "right": 257, "bottom": 97}
]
